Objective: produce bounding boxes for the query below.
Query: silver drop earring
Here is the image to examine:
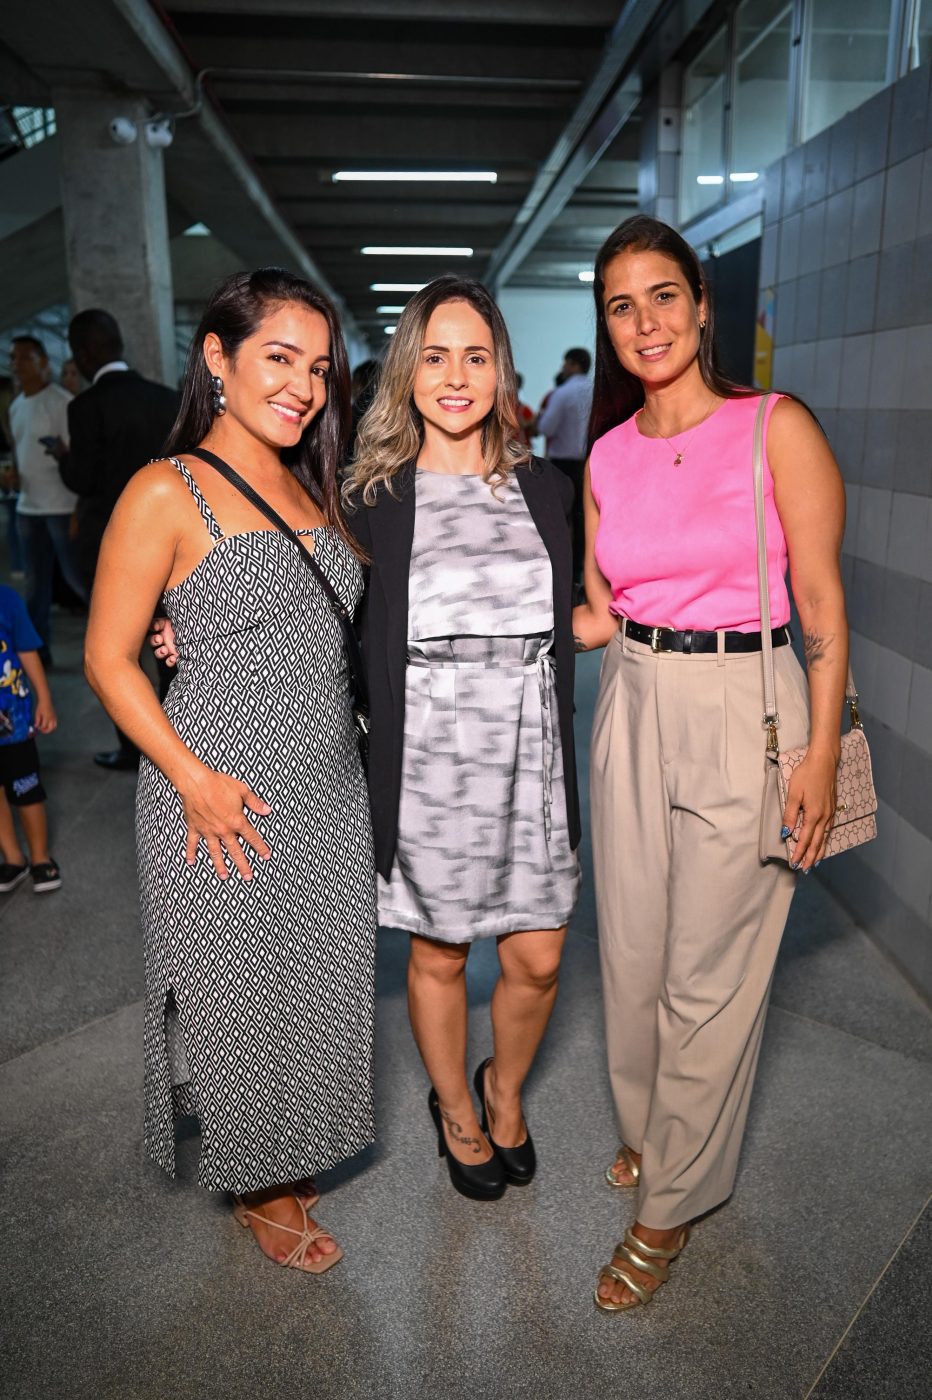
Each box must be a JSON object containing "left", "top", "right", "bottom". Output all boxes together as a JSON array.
[{"left": 210, "top": 374, "right": 226, "bottom": 416}]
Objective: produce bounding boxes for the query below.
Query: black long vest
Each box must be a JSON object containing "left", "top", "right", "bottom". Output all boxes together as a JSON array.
[{"left": 348, "top": 457, "right": 581, "bottom": 880}]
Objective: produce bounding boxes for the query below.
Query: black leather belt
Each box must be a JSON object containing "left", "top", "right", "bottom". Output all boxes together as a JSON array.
[{"left": 623, "top": 619, "right": 791, "bottom": 654}]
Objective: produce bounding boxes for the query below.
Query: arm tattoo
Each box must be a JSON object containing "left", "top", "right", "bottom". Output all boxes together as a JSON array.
[
  {"left": 803, "top": 629, "right": 834, "bottom": 669},
  {"left": 440, "top": 1110, "right": 482, "bottom": 1155}
]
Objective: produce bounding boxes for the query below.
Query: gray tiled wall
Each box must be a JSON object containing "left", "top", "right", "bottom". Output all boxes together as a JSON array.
[{"left": 761, "top": 61, "right": 932, "bottom": 1000}]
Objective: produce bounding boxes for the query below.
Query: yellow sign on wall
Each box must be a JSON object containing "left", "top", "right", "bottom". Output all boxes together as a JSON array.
[{"left": 755, "top": 286, "right": 774, "bottom": 389}]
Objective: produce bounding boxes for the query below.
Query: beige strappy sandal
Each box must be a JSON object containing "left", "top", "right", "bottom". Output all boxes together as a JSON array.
[
  {"left": 233, "top": 1192, "right": 343, "bottom": 1274},
  {"left": 594, "top": 1225, "right": 690, "bottom": 1312},
  {"left": 605, "top": 1146, "right": 640, "bottom": 1188}
]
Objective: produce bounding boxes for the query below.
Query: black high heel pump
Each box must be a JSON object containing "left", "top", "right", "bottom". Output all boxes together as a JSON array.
[
  {"left": 427, "top": 1089, "right": 506, "bottom": 1201},
  {"left": 474, "top": 1058, "right": 537, "bottom": 1186}
]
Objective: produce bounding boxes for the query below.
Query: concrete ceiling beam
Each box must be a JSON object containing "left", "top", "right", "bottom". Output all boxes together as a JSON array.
[
  {"left": 164, "top": 0, "right": 621, "bottom": 26},
  {"left": 485, "top": 0, "right": 668, "bottom": 290},
  {"left": 2, "top": 0, "right": 364, "bottom": 343},
  {"left": 213, "top": 86, "right": 577, "bottom": 112},
  {"left": 166, "top": 36, "right": 605, "bottom": 84},
  {"left": 224, "top": 110, "right": 565, "bottom": 162}
]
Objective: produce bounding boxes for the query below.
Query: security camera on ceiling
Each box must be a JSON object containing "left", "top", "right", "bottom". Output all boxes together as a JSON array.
[
  {"left": 109, "top": 116, "right": 137, "bottom": 145},
  {"left": 108, "top": 115, "right": 174, "bottom": 149},
  {"left": 144, "top": 118, "right": 174, "bottom": 149}
]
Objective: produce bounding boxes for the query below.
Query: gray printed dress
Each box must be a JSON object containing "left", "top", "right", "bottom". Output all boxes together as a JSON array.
[
  {"left": 136, "top": 461, "right": 376, "bottom": 1194},
  {"left": 377, "top": 469, "right": 580, "bottom": 942}
]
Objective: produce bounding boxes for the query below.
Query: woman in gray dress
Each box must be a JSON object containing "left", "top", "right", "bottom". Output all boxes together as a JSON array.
[{"left": 346, "top": 277, "right": 580, "bottom": 1199}]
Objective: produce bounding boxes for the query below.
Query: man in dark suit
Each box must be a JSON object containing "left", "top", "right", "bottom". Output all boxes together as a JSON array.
[{"left": 61, "top": 309, "right": 179, "bottom": 769}]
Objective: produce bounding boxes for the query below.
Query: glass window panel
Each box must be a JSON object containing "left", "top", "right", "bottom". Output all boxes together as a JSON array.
[
  {"left": 680, "top": 26, "right": 728, "bottom": 224},
  {"left": 909, "top": 0, "right": 932, "bottom": 68},
  {"left": 733, "top": 0, "right": 793, "bottom": 185},
  {"left": 803, "top": 0, "right": 893, "bottom": 140}
]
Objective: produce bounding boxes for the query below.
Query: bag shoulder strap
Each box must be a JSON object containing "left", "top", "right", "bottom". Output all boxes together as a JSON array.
[
  {"left": 751, "top": 396, "right": 858, "bottom": 737},
  {"left": 189, "top": 447, "right": 368, "bottom": 707}
]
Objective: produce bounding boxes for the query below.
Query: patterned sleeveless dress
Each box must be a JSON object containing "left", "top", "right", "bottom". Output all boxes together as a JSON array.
[
  {"left": 136, "top": 460, "right": 376, "bottom": 1194},
  {"left": 377, "top": 469, "right": 580, "bottom": 943}
]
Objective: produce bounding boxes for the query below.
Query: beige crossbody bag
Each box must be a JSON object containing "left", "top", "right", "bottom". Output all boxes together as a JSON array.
[{"left": 753, "top": 395, "right": 878, "bottom": 864}]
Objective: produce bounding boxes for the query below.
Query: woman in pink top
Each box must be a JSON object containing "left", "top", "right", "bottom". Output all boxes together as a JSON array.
[{"left": 573, "top": 216, "right": 848, "bottom": 1313}]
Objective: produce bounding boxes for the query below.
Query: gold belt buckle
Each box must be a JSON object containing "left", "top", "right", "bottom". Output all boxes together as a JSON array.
[{"left": 650, "top": 626, "right": 672, "bottom": 654}]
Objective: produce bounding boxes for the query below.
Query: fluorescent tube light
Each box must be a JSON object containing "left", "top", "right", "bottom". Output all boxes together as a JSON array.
[
  {"left": 729, "top": 171, "right": 759, "bottom": 182},
  {"left": 376, "top": 305, "right": 407, "bottom": 314},
  {"left": 361, "top": 246, "right": 473, "bottom": 257},
  {"left": 370, "top": 282, "right": 426, "bottom": 292},
  {"left": 696, "top": 175, "right": 725, "bottom": 186},
  {"left": 384, "top": 325, "right": 397, "bottom": 335},
  {"left": 578, "top": 270, "right": 595, "bottom": 283},
  {"left": 333, "top": 170, "right": 497, "bottom": 184}
]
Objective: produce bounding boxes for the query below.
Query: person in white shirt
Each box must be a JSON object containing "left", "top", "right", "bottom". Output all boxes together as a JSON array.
[
  {"left": 8, "top": 336, "right": 86, "bottom": 657},
  {"left": 535, "top": 347, "right": 593, "bottom": 586}
]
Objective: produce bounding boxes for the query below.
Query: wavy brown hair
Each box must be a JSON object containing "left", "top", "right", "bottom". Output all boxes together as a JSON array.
[
  {"left": 588, "top": 215, "right": 754, "bottom": 448},
  {"left": 165, "top": 267, "right": 357, "bottom": 552},
  {"left": 346, "top": 275, "right": 530, "bottom": 504}
]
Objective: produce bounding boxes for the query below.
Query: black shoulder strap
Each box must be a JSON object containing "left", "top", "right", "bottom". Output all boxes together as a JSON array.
[{"left": 189, "top": 447, "right": 368, "bottom": 709}]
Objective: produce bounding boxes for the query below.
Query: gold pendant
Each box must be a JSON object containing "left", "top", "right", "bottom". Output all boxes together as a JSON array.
[{"left": 673, "top": 452, "right": 683, "bottom": 466}]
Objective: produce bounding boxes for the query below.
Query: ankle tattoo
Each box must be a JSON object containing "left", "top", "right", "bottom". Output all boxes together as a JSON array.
[{"left": 440, "top": 1109, "right": 482, "bottom": 1155}]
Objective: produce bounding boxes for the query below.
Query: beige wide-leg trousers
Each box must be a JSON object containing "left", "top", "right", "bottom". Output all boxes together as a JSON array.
[{"left": 590, "top": 625, "right": 810, "bottom": 1230}]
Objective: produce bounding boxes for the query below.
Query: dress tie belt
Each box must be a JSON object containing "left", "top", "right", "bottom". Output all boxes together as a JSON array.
[{"left": 406, "top": 652, "right": 556, "bottom": 842}]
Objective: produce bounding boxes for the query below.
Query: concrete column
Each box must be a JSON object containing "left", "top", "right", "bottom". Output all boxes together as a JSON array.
[
  {"left": 54, "top": 90, "right": 176, "bottom": 385},
  {"left": 638, "top": 66, "right": 682, "bottom": 227}
]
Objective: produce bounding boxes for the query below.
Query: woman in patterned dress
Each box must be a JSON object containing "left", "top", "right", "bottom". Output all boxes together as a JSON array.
[
  {"left": 86, "top": 269, "right": 376, "bottom": 1272},
  {"left": 346, "top": 276, "right": 580, "bottom": 1199}
]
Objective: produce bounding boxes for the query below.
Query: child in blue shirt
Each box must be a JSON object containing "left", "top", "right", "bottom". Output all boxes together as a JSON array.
[{"left": 0, "top": 585, "right": 60, "bottom": 892}]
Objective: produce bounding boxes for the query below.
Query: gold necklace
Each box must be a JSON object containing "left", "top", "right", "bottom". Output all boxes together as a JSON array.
[{"left": 640, "top": 398, "right": 719, "bottom": 467}]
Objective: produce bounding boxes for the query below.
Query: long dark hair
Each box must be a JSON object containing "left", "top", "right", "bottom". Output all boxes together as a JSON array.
[
  {"left": 588, "top": 215, "right": 753, "bottom": 447},
  {"left": 165, "top": 268, "right": 355, "bottom": 550}
]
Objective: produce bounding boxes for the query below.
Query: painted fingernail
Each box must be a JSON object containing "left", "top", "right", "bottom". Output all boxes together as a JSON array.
[
  {"left": 780, "top": 825, "right": 792, "bottom": 839},
  {"left": 790, "top": 861, "right": 799, "bottom": 870},
  {"left": 815, "top": 860, "right": 823, "bottom": 868},
  {"left": 801, "top": 867, "right": 810, "bottom": 876}
]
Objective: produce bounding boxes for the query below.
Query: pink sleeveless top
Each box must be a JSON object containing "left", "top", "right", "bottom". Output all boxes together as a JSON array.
[{"left": 589, "top": 394, "right": 790, "bottom": 633}]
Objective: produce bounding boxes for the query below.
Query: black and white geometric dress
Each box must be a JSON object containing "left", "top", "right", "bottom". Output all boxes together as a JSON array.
[{"left": 136, "top": 460, "right": 376, "bottom": 1194}]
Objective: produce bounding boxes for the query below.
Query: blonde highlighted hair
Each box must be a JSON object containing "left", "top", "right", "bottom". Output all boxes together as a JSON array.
[{"left": 346, "top": 275, "right": 530, "bottom": 504}]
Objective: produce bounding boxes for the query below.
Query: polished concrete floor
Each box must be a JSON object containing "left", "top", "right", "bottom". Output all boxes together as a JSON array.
[{"left": 1, "top": 614, "right": 930, "bottom": 1400}]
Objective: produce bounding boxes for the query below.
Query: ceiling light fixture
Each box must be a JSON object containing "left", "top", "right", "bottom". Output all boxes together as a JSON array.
[
  {"left": 362, "top": 246, "right": 473, "bottom": 256},
  {"left": 696, "top": 175, "right": 725, "bottom": 186},
  {"left": 334, "top": 170, "right": 497, "bottom": 183},
  {"left": 578, "top": 270, "right": 595, "bottom": 283},
  {"left": 729, "top": 171, "right": 759, "bottom": 182},
  {"left": 384, "top": 325, "right": 397, "bottom": 335},
  {"left": 370, "top": 282, "right": 426, "bottom": 292},
  {"left": 376, "top": 305, "right": 407, "bottom": 314}
]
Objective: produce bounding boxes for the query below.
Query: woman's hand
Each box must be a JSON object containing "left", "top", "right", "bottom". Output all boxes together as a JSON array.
[
  {"left": 781, "top": 745, "right": 838, "bottom": 872},
  {"left": 180, "top": 764, "right": 273, "bottom": 881},
  {"left": 150, "top": 616, "right": 179, "bottom": 667}
]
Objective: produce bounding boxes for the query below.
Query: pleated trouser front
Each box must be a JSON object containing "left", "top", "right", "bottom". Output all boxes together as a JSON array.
[{"left": 590, "top": 625, "right": 810, "bottom": 1229}]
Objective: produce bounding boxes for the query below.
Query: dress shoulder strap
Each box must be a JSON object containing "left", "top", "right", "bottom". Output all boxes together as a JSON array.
[{"left": 166, "top": 457, "right": 224, "bottom": 541}]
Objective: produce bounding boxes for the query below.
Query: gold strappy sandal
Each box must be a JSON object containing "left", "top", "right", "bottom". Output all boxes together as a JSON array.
[
  {"left": 594, "top": 1225, "right": 690, "bottom": 1312},
  {"left": 605, "top": 1146, "right": 640, "bottom": 1188},
  {"left": 233, "top": 1192, "right": 343, "bottom": 1274}
]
